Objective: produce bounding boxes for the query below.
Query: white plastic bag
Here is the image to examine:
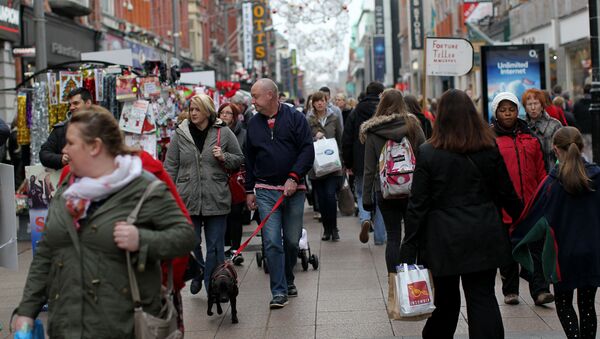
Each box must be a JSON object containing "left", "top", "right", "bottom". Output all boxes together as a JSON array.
[
  {"left": 395, "top": 263, "right": 435, "bottom": 319},
  {"left": 313, "top": 138, "right": 342, "bottom": 177}
]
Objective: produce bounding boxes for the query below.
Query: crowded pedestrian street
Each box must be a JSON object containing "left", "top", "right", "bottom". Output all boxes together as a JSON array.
[{"left": 0, "top": 207, "right": 579, "bottom": 339}]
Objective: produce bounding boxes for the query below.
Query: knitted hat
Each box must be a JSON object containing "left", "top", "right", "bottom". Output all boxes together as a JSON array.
[{"left": 491, "top": 92, "right": 519, "bottom": 118}]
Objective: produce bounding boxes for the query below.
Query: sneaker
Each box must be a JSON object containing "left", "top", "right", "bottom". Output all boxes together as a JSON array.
[
  {"left": 504, "top": 294, "right": 519, "bottom": 305},
  {"left": 190, "top": 278, "right": 202, "bottom": 295},
  {"left": 269, "top": 295, "right": 289, "bottom": 309},
  {"left": 288, "top": 284, "right": 298, "bottom": 297},
  {"left": 313, "top": 212, "right": 321, "bottom": 220},
  {"left": 359, "top": 220, "right": 371, "bottom": 243},
  {"left": 232, "top": 253, "right": 244, "bottom": 266},
  {"left": 534, "top": 292, "right": 555, "bottom": 306}
]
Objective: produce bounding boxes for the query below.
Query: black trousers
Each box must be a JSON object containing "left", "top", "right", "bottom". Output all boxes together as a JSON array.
[
  {"left": 224, "top": 202, "right": 244, "bottom": 250},
  {"left": 313, "top": 176, "right": 341, "bottom": 235},
  {"left": 423, "top": 269, "right": 503, "bottom": 339},
  {"left": 501, "top": 239, "right": 550, "bottom": 298},
  {"left": 376, "top": 192, "right": 408, "bottom": 273}
]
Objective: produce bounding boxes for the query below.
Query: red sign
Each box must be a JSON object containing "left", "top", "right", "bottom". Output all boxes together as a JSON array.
[{"left": 408, "top": 280, "right": 431, "bottom": 306}]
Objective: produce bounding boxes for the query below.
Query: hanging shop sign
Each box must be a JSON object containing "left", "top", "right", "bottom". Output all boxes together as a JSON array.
[
  {"left": 242, "top": 2, "right": 253, "bottom": 69},
  {"left": 253, "top": 0, "right": 267, "bottom": 60},
  {"left": 426, "top": 37, "right": 474, "bottom": 76},
  {"left": 374, "top": 0, "right": 385, "bottom": 36},
  {"left": 0, "top": 0, "right": 20, "bottom": 42},
  {"left": 480, "top": 44, "right": 548, "bottom": 121},
  {"left": 373, "top": 36, "right": 386, "bottom": 83},
  {"left": 13, "top": 47, "right": 35, "bottom": 57},
  {"left": 410, "top": 0, "right": 423, "bottom": 50}
]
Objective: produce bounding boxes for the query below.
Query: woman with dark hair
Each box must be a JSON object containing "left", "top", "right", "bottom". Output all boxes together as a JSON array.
[
  {"left": 307, "top": 91, "right": 343, "bottom": 240},
  {"left": 218, "top": 103, "right": 246, "bottom": 265},
  {"left": 360, "top": 88, "right": 425, "bottom": 273},
  {"left": 165, "top": 94, "right": 244, "bottom": 294},
  {"left": 404, "top": 94, "right": 433, "bottom": 138},
  {"left": 400, "top": 89, "right": 523, "bottom": 338},
  {"left": 512, "top": 126, "right": 600, "bottom": 339}
]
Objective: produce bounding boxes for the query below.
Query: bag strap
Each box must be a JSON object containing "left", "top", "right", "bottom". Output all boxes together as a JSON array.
[{"left": 125, "top": 180, "right": 172, "bottom": 308}]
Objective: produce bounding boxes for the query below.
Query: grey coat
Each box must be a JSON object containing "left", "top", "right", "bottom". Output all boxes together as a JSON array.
[
  {"left": 165, "top": 119, "right": 244, "bottom": 216},
  {"left": 527, "top": 111, "right": 562, "bottom": 172},
  {"left": 307, "top": 111, "right": 343, "bottom": 179}
]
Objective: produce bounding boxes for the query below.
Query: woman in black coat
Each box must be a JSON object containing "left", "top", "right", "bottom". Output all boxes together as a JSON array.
[{"left": 400, "top": 89, "right": 523, "bottom": 339}]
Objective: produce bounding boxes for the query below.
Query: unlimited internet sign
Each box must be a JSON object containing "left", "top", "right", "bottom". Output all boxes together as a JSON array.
[{"left": 426, "top": 37, "right": 474, "bottom": 76}]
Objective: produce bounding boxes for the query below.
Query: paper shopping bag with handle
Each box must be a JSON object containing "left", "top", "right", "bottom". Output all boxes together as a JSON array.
[{"left": 395, "top": 264, "right": 435, "bottom": 320}]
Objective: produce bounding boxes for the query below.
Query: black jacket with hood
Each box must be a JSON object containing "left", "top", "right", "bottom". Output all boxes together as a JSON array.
[
  {"left": 342, "top": 94, "right": 380, "bottom": 176},
  {"left": 359, "top": 113, "right": 426, "bottom": 210}
]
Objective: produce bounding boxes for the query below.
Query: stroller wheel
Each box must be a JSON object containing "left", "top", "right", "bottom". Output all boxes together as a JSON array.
[
  {"left": 263, "top": 257, "right": 269, "bottom": 274},
  {"left": 256, "top": 252, "right": 262, "bottom": 268},
  {"left": 301, "top": 251, "right": 309, "bottom": 271},
  {"left": 310, "top": 254, "right": 319, "bottom": 270}
]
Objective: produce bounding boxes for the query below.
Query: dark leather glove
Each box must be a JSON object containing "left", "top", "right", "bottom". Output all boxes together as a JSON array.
[{"left": 363, "top": 203, "right": 374, "bottom": 212}]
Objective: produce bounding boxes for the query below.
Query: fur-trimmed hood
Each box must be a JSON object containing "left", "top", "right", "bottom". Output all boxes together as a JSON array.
[{"left": 359, "top": 113, "right": 418, "bottom": 144}]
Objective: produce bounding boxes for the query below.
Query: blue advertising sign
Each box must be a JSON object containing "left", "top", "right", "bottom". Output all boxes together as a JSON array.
[
  {"left": 481, "top": 44, "right": 547, "bottom": 121},
  {"left": 373, "top": 36, "right": 386, "bottom": 83}
]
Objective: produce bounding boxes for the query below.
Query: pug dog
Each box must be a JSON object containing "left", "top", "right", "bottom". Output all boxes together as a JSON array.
[{"left": 207, "top": 261, "right": 239, "bottom": 324}]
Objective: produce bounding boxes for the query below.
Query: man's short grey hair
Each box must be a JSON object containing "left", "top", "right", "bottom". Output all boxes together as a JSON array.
[
  {"left": 255, "top": 78, "right": 279, "bottom": 96},
  {"left": 231, "top": 92, "right": 248, "bottom": 105}
]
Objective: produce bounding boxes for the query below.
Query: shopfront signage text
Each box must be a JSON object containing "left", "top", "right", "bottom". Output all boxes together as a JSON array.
[
  {"left": 253, "top": 0, "right": 267, "bottom": 60},
  {"left": 410, "top": 0, "right": 423, "bottom": 50},
  {"left": 242, "top": 2, "right": 253, "bottom": 68},
  {"left": 52, "top": 42, "right": 81, "bottom": 59}
]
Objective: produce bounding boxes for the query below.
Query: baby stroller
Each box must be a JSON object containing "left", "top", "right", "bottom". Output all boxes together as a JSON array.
[
  {"left": 256, "top": 228, "right": 319, "bottom": 272},
  {"left": 298, "top": 228, "right": 319, "bottom": 271}
]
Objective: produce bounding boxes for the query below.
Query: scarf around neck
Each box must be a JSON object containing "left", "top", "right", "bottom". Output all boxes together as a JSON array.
[{"left": 63, "top": 154, "right": 143, "bottom": 230}]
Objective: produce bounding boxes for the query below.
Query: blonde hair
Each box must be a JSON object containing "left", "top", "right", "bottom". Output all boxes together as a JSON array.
[
  {"left": 189, "top": 94, "right": 217, "bottom": 125},
  {"left": 553, "top": 126, "right": 593, "bottom": 194}
]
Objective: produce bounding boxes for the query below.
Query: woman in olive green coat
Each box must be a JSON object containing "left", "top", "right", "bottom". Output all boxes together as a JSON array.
[{"left": 13, "top": 108, "right": 195, "bottom": 339}]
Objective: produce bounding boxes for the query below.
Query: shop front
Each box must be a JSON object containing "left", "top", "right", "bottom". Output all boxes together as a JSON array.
[
  {"left": 0, "top": 0, "right": 21, "bottom": 121},
  {"left": 20, "top": 6, "right": 98, "bottom": 76},
  {"left": 101, "top": 33, "right": 169, "bottom": 69}
]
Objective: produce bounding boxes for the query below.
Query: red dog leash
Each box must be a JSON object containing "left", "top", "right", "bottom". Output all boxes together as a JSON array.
[{"left": 233, "top": 194, "right": 285, "bottom": 257}]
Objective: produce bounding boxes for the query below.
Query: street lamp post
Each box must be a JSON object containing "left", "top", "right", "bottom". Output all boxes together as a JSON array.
[
  {"left": 589, "top": 0, "right": 600, "bottom": 162},
  {"left": 34, "top": 0, "right": 47, "bottom": 76}
]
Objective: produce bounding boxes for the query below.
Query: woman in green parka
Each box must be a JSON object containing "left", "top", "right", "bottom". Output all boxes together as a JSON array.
[{"left": 13, "top": 108, "right": 195, "bottom": 338}]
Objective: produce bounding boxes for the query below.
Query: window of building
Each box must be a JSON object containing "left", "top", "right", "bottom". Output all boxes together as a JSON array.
[{"left": 101, "top": 0, "right": 114, "bottom": 16}]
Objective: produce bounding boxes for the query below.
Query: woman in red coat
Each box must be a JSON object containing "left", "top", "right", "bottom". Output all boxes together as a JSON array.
[{"left": 491, "top": 92, "right": 552, "bottom": 307}]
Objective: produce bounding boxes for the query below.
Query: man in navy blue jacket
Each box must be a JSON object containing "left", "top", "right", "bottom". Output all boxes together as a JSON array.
[{"left": 245, "top": 78, "right": 314, "bottom": 309}]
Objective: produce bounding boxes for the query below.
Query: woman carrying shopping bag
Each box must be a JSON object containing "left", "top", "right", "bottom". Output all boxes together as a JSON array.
[
  {"left": 400, "top": 89, "right": 523, "bottom": 339},
  {"left": 307, "top": 91, "right": 343, "bottom": 241},
  {"left": 512, "top": 126, "right": 600, "bottom": 339}
]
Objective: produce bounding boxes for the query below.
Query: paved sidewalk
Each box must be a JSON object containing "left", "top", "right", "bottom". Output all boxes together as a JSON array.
[{"left": 0, "top": 207, "right": 590, "bottom": 338}]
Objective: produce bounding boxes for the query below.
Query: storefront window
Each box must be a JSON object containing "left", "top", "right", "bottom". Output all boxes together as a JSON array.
[{"left": 568, "top": 42, "right": 591, "bottom": 97}]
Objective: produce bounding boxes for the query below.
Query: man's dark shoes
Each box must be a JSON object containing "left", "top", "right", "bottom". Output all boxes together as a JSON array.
[
  {"left": 288, "top": 284, "right": 298, "bottom": 297},
  {"left": 331, "top": 229, "right": 340, "bottom": 241},
  {"left": 269, "top": 295, "right": 289, "bottom": 309},
  {"left": 190, "top": 278, "right": 202, "bottom": 295},
  {"left": 321, "top": 233, "right": 331, "bottom": 241},
  {"left": 233, "top": 253, "right": 244, "bottom": 266}
]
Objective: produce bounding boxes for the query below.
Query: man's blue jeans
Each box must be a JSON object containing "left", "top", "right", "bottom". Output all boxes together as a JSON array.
[
  {"left": 191, "top": 214, "right": 227, "bottom": 291},
  {"left": 256, "top": 189, "right": 305, "bottom": 297},
  {"left": 354, "top": 174, "right": 386, "bottom": 244}
]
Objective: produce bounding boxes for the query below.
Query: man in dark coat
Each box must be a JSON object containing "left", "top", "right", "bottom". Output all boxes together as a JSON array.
[
  {"left": 573, "top": 84, "right": 592, "bottom": 160},
  {"left": 39, "top": 88, "right": 92, "bottom": 169},
  {"left": 341, "top": 81, "right": 386, "bottom": 245},
  {"left": 0, "top": 117, "right": 9, "bottom": 147}
]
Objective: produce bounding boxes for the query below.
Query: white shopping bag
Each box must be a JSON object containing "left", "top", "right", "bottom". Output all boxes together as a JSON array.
[
  {"left": 395, "top": 263, "right": 435, "bottom": 319},
  {"left": 313, "top": 138, "right": 342, "bottom": 177}
]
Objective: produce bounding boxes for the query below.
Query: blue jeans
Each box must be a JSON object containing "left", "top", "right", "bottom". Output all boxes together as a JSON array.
[
  {"left": 354, "top": 174, "right": 386, "bottom": 244},
  {"left": 256, "top": 189, "right": 305, "bottom": 297},
  {"left": 191, "top": 214, "right": 227, "bottom": 291},
  {"left": 312, "top": 175, "right": 341, "bottom": 233}
]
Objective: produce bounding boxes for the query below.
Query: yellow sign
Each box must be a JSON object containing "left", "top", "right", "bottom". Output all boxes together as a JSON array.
[{"left": 253, "top": 0, "right": 267, "bottom": 60}]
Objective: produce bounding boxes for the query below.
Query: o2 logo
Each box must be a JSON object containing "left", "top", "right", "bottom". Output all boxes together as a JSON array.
[{"left": 324, "top": 149, "right": 334, "bottom": 155}]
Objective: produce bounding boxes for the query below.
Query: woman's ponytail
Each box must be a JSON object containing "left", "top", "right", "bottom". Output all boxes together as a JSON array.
[{"left": 554, "top": 127, "right": 592, "bottom": 194}]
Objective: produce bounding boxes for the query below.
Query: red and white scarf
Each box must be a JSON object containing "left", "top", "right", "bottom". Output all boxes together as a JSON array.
[{"left": 63, "top": 155, "right": 143, "bottom": 230}]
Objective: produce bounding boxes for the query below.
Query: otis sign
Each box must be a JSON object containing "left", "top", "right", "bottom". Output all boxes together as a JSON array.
[{"left": 252, "top": 0, "right": 267, "bottom": 60}]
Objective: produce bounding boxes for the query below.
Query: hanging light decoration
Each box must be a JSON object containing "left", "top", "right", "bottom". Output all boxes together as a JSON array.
[{"left": 270, "top": 0, "right": 351, "bottom": 84}]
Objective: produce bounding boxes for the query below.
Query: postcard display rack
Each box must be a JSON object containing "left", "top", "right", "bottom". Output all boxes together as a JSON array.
[{"left": 15, "top": 67, "right": 215, "bottom": 163}]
